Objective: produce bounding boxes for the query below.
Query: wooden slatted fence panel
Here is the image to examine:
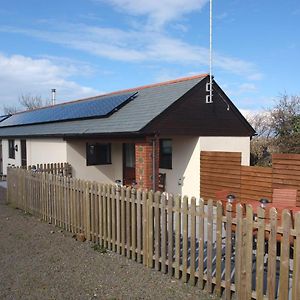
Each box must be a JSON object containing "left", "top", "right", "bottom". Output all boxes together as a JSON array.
[
  {"left": 272, "top": 153, "right": 300, "bottom": 205},
  {"left": 200, "top": 151, "right": 241, "bottom": 200},
  {"left": 241, "top": 166, "right": 272, "bottom": 202}
]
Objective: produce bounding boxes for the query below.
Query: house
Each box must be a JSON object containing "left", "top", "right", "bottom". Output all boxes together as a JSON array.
[{"left": 0, "top": 74, "right": 255, "bottom": 197}]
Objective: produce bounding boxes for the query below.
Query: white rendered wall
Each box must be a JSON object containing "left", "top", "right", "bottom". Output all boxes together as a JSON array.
[
  {"left": 199, "top": 136, "right": 250, "bottom": 166},
  {"left": 66, "top": 140, "right": 123, "bottom": 183},
  {"left": 2, "top": 139, "right": 22, "bottom": 174},
  {"left": 26, "top": 138, "right": 67, "bottom": 166},
  {"left": 159, "top": 136, "right": 201, "bottom": 198}
]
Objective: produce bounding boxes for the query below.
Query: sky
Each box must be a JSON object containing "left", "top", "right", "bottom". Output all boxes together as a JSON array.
[{"left": 0, "top": 0, "right": 299, "bottom": 116}]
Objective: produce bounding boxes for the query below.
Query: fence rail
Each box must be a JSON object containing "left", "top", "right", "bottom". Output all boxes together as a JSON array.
[{"left": 7, "top": 167, "right": 300, "bottom": 299}]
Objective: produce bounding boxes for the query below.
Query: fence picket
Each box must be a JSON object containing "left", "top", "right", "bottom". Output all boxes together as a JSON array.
[
  {"left": 147, "top": 191, "right": 154, "bottom": 268},
  {"left": 161, "top": 193, "right": 167, "bottom": 274},
  {"left": 235, "top": 203, "right": 244, "bottom": 299},
  {"left": 107, "top": 185, "right": 112, "bottom": 250},
  {"left": 142, "top": 190, "right": 148, "bottom": 265},
  {"left": 85, "top": 181, "right": 91, "bottom": 241},
  {"left": 292, "top": 213, "right": 300, "bottom": 300},
  {"left": 197, "top": 198, "right": 205, "bottom": 289},
  {"left": 182, "top": 196, "right": 188, "bottom": 283},
  {"left": 245, "top": 205, "right": 253, "bottom": 300},
  {"left": 267, "top": 208, "right": 278, "bottom": 300},
  {"left": 131, "top": 188, "right": 137, "bottom": 261},
  {"left": 136, "top": 189, "right": 142, "bottom": 263},
  {"left": 167, "top": 194, "right": 174, "bottom": 276},
  {"left": 215, "top": 200, "right": 223, "bottom": 296},
  {"left": 154, "top": 191, "right": 161, "bottom": 271},
  {"left": 121, "top": 187, "right": 126, "bottom": 256},
  {"left": 174, "top": 195, "right": 181, "bottom": 279},
  {"left": 256, "top": 206, "right": 265, "bottom": 300},
  {"left": 279, "top": 210, "right": 291, "bottom": 299},
  {"left": 116, "top": 186, "right": 121, "bottom": 254},
  {"left": 189, "top": 197, "right": 196, "bottom": 286},
  {"left": 126, "top": 187, "right": 131, "bottom": 258},
  {"left": 111, "top": 185, "right": 116, "bottom": 251},
  {"left": 225, "top": 202, "right": 233, "bottom": 300},
  {"left": 98, "top": 184, "right": 103, "bottom": 246}
]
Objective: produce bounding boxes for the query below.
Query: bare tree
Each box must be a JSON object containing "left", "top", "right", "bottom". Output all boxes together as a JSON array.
[
  {"left": 19, "top": 94, "right": 51, "bottom": 110},
  {"left": 270, "top": 93, "right": 300, "bottom": 153},
  {"left": 2, "top": 94, "right": 51, "bottom": 115},
  {"left": 2, "top": 105, "right": 18, "bottom": 115},
  {"left": 249, "top": 93, "right": 300, "bottom": 165},
  {"left": 248, "top": 112, "right": 274, "bottom": 166}
]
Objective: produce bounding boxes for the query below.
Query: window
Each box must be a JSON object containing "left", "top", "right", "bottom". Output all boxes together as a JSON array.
[
  {"left": 86, "top": 143, "right": 111, "bottom": 166},
  {"left": 8, "top": 139, "right": 15, "bottom": 159},
  {"left": 159, "top": 139, "right": 172, "bottom": 169}
]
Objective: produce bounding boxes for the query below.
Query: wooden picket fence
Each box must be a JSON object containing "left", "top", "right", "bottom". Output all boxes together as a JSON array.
[
  {"left": 7, "top": 167, "right": 300, "bottom": 300},
  {"left": 27, "top": 162, "right": 72, "bottom": 176}
]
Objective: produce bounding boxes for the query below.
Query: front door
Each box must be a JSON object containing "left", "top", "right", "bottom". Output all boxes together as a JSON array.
[
  {"left": 21, "top": 140, "right": 27, "bottom": 168},
  {"left": 123, "top": 143, "right": 136, "bottom": 186}
]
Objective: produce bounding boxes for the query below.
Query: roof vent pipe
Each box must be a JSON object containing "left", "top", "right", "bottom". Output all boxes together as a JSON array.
[{"left": 51, "top": 89, "right": 56, "bottom": 105}]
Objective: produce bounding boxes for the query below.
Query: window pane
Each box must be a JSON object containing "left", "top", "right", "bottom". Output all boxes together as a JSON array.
[
  {"left": 86, "top": 143, "right": 111, "bottom": 166},
  {"left": 125, "top": 144, "right": 135, "bottom": 168},
  {"left": 159, "top": 139, "right": 172, "bottom": 169},
  {"left": 8, "top": 139, "right": 15, "bottom": 159}
]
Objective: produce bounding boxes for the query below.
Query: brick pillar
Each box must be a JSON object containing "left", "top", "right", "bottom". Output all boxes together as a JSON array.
[{"left": 135, "top": 140, "right": 159, "bottom": 190}]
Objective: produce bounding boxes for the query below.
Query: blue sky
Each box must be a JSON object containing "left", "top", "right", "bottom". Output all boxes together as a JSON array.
[{"left": 0, "top": 0, "right": 299, "bottom": 115}]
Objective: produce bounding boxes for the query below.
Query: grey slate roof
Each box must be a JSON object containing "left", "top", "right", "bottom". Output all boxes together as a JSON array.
[{"left": 0, "top": 75, "right": 206, "bottom": 137}]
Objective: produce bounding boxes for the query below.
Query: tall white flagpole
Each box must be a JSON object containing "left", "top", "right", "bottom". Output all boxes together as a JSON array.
[{"left": 209, "top": 0, "right": 213, "bottom": 103}]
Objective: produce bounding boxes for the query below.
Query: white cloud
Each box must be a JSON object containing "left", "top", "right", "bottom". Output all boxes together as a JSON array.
[
  {"left": 0, "top": 23, "right": 263, "bottom": 80},
  {"left": 99, "top": 0, "right": 208, "bottom": 28},
  {"left": 0, "top": 53, "right": 99, "bottom": 111}
]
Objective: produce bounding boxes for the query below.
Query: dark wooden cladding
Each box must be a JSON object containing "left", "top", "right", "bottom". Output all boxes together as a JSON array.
[
  {"left": 201, "top": 151, "right": 300, "bottom": 206},
  {"left": 142, "top": 79, "right": 255, "bottom": 137}
]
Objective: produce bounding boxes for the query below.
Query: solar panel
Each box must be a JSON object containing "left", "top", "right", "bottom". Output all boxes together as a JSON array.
[
  {"left": 0, "top": 92, "right": 137, "bottom": 127},
  {"left": 0, "top": 115, "right": 10, "bottom": 123}
]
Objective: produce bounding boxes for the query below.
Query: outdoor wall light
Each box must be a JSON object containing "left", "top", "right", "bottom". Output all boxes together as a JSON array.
[
  {"left": 226, "top": 194, "right": 236, "bottom": 203},
  {"left": 14, "top": 145, "right": 18, "bottom": 152},
  {"left": 115, "top": 179, "right": 122, "bottom": 187},
  {"left": 259, "top": 198, "right": 269, "bottom": 208}
]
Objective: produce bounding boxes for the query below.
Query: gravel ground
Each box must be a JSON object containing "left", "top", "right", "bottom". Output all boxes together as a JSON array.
[{"left": 0, "top": 202, "right": 219, "bottom": 300}]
